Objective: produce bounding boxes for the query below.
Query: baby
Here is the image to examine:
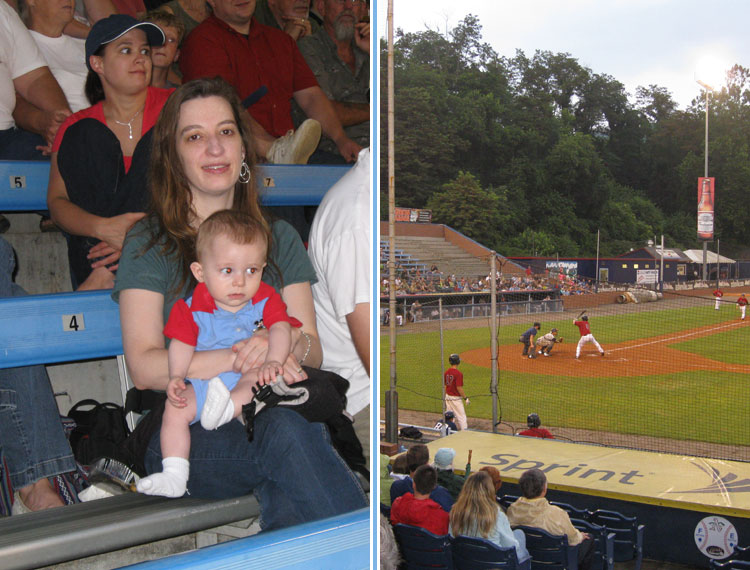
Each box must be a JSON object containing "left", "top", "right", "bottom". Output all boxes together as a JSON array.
[{"left": 137, "top": 209, "right": 300, "bottom": 497}]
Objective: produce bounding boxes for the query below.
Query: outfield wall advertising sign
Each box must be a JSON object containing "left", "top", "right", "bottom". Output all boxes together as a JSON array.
[
  {"left": 697, "top": 177, "right": 715, "bottom": 240},
  {"left": 395, "top": 207, "right": 432, "bottom": 223},
  {"left": 636, "top": 269, "right": 659, "bottom": 284}
]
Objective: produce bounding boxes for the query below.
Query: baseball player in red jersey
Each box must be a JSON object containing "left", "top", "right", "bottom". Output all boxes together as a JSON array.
[
  {"left": 444, "top": 354, "right": 469, "bottom": 430},
  {"left": 713, "top": 288, "right": 724, "bottom": 310},
  {"left": 738, "top": 294, "right": 747, "bottom": 320},
  {"left": 573, "top": 313, "right": 604, "bottom": 359}
]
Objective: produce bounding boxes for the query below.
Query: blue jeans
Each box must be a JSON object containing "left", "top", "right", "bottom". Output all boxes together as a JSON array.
[
  {"left": 0, "top": 127, "right": 48, "bottom": 160},
  {"left": 0, "top": 237, "right": 76, "bottom": 489},
  {"left": 145, "top": 406, "right": 368, "bottom": 531}
]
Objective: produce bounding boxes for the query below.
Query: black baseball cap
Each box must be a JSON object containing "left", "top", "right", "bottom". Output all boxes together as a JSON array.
[{"left": 85, "top": 14, "right": 165, "bottom": 71}]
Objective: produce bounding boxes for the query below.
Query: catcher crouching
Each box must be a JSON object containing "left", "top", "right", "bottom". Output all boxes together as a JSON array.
[{"left": 535, "top": 328, "right": 563, "bottom": 357}]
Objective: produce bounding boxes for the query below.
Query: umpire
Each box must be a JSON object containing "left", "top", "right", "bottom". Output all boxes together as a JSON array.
[{"left": 520, "top": 322, "right": 541, "bottom": 358}]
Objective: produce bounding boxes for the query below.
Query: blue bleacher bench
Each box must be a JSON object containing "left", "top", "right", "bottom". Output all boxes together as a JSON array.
[
  {"left": 0, "top": 162, "right": 368, "bottom": 569},
  {"left": 0, "top": 161, "right": 349, "bottom": 210}
]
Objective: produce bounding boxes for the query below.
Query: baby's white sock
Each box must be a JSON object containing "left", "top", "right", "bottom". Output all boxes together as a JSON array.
[
  {"left": 201, "top": 377, "right": 235, "bottom": 430},
  {"left": 136, "top": 457, "right": 189, "bottom": 498}
]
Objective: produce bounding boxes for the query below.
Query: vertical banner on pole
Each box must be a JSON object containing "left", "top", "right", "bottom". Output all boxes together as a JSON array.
[{"left": 697, "top": 177, "right": 715, "bottom": 240}]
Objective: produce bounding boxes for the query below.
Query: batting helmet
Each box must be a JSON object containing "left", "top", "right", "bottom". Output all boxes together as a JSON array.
[
  {"left": 449, "top": 354, "right": 460, "bottom": 365},
  {"left": 527, "top": 413, "right": 541, "bottom": 428},
  {"left": 582, "top": 315, "right": 589, "bottom": 321},
  {"left": 445, "top": 411, "right": 456, "bottom": 419}
]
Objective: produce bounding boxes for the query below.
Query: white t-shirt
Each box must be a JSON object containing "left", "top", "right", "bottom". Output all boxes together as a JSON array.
[
  {"left": 308, "top": 147, "right": 371, "bottom": 416},
  {"left": 29, "top": 31, "right": 88, "bottom": 113},
  {"left": 0, "top": 1, "right": 47, "bottom": 129}
]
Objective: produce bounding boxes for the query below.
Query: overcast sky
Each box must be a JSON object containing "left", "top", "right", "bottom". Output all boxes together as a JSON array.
[{"left": 375, "top": 0, "right": 750, "bottom": 110}]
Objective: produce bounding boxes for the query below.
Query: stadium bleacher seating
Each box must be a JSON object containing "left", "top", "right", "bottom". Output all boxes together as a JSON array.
[{"left": 0, "top": 161, "right": 366, "bottom": 569}]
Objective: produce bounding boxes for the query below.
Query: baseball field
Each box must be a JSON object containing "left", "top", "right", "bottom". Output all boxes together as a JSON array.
[{"left": 379, "top": 288, "right": 750, "bottom": 460}]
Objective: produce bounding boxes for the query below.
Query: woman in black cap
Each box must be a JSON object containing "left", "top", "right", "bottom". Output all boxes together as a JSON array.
[{"left": 46, "top": 14, "right": 170, "bottom": 289}]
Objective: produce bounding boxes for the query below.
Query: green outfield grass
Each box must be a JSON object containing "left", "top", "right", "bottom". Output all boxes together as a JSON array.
[{"left": 379, "top": 305, "right": 748, "bottom": 447}]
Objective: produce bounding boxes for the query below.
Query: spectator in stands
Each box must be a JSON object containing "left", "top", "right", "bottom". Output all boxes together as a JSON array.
[
  {"left": 179, "top": 0, "right": 361, "bottom": 164},
  {"left": 308, "top": 147, "right": 370, "bottom": 471},
  {"left": 136, "top": 210, "right": 301, "bottom": 498},
  {"left": 508, "top": 469, "right": 593, "bottom": 570},
  {"left": 391, "top": 465, "right": 449, "bottom": 536},
  {"left": 390, "top": 452, "right": 408, "bottom": 479},
  {"left": 113, "top": 77, "right": 366, "bottom": 528},
  {"left": 111, "top": 0, "right": 145, "bottom": 18},
  {"left": 518, "top": 413, "right": 554, "bottom": 439},
  {"left": 449, "top": 471, "right": 530, "bottom": 562},
  {"left": 479, "top": 465, "right": 503, "bottom": 499},
  {"left": 0, "top": 0, "right": 70, "bottom": 161},
  {"left": 380, "top": 513, "right": 402, "bottom": 570},
  {"left": 25, "top": 0, "right": 89, "bottom": 113},
  {"left": 47, "top": 15, "right": 170, "bottom": 289},
  {"left": 390, "top": 444, "right": 453, "bottom": 512},
  {"left": 254, "top": 0, "right": 315, "bottom": 40},
  {"left": 154, "top": 0, "right": 210, "bottom": 39},
  {"left": 144, "top": 10, "right": 184, "bottom": 89},
  {"left": 296, "top": 0, "right": 368, "bottom": 163},
  {"left": 433, "top": 447, "right": 470, "bottom": 502},
  {"left": 0, "top": 236, "right": 77, "bottom": 513}
]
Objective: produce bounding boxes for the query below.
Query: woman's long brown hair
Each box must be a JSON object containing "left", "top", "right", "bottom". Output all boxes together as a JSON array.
[
  {"left": 449, "top": 471, "right": 498, "bottom": 539},
  {"left": 145, "top": 77, "right": 266, "bottom": 296}
]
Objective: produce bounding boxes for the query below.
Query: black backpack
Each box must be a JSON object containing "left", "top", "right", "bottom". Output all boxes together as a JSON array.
[{"left": 67, "top": 399, "right": 131, "bottom": 466}]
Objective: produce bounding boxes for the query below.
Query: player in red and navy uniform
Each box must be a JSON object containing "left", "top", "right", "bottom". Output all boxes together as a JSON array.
[
  {"left": 573, "top": 314, "right": 604, "bottom": 359},
  {"left": 738, "top": 293, "right": 747, "bottom": 320},
  {"left": 518, "top": 413, "right": 554, "bottom": 439},
  {"left": 444, "top": 354, "right": 469, "bottom": 430},
  {"left": 713, "top": 288, "right": 724, "bottom": 310}
]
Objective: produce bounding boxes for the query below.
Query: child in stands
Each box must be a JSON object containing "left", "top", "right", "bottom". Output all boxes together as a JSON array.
[{"left": 137, "top": 210, "right": 300, "bottom": 497}]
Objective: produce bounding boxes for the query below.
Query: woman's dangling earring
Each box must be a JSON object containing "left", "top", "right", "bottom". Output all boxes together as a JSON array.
[{"left": 239, "top": 160, "right": 251, "bottom": 184}]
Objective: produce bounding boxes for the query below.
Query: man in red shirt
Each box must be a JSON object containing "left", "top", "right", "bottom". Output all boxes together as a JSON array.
[
  {"left": 713, "top": 288, "right": 723, "bottom": 310},
  {"left": 179, "top": 0, "right": 361, "bottom": 163},
  {"left": 518, "top": 413, "right": 554, "bottom": 439},
  {"left": 390, "top": 465, "right": 449, "bottom": 536},
  {"left": 573, "top": 314, "right": 604, "bottom": 359},
  {"left": 738, "top": 293, "right": 747, "bottom": 320},
  {"left": 444, "top": 354, "right": 469, "bottom": 430}
]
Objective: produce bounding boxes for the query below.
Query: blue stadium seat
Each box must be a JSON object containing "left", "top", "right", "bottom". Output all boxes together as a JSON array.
[
  {"left": 588, "top": 509, "right": 644, "bottom": 570},
  {"left": 515, "top": 526, "right": 578, "bottom": 570},
  {"left": 393, "top": 523, "right": 453, "bottom": 570},
  {"left": 498, "top": 495, "right": 520, "bottom": 511},
  {"left": 0, "top": 161, "right": 349, "bottom": 211},
  {"left": 571, "top": 519, "right": 614, "bottom": 570},
  {"left": 549, "top": 501, "right": 592, "bottom": 522},
  {"left": 452, "top": 535, "right": 531, "bottom": 570}
]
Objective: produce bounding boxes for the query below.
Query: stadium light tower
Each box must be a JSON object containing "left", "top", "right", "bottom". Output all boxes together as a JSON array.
[
  {"left": 695, "top": 58, "right": 724, "bottom": 282},
  {"left": 696, "top": 77, "right": 711, "bottom": 282}
]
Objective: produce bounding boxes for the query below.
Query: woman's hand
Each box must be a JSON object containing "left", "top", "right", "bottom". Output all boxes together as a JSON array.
[
  {"left": 233, "top": 333, "right": 308, "bottom": 384},
  {"left": 87, "top": 240, "right": 121, "bottom": 269},
  {"left": 232, "top": 329, "right": 270, "bottom": 372},
  {"left": 96, "top": 212, "right": 146, "bottom": 251},
  {"left": 76, "top": 265, "right": 115, "bottom": 290}
]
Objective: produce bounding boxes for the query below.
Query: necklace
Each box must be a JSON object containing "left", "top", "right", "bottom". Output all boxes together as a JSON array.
[{"left": 113, "top": 107, "right": 143, "bottom": 140}]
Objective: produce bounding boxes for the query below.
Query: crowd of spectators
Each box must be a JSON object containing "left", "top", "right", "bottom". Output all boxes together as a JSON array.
[
  {"left": 382, "top": 445, "right": 595, "bottom": 569},
  {"left": 379, "top": 265, "right": 595, "bottom": 297}
]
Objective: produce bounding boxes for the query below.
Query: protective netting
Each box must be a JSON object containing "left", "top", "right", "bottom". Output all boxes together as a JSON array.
[{"left": 380, "top": 284, "right": 750, "bottom": 462}]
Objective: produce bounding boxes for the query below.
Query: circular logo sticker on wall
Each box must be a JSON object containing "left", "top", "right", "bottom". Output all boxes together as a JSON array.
[{"left": 695, "top": 516, "right": 738, "bottom": 559}]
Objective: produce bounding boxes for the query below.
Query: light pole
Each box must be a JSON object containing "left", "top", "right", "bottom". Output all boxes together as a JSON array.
[{"left": 696, "top": 79, "right": 712, "bottom": 282}]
